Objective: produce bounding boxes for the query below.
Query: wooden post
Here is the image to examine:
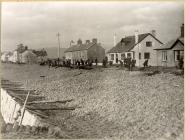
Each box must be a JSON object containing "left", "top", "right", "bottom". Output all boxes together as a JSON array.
[
  {"left": 19, "top": 90, "right": 30, "bottom": 126},
  {"left": 57, "top": 33, "right": 61, "bottom": 59}
]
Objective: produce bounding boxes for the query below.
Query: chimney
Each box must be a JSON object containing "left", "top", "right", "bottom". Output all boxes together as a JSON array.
[
  {"left": 151, "top": 30, "right": 156, "bottom": 37},
  {"left": 121, "top": 38, "right": 125, "bottom": 46},
  {"left": 181, "top": 23, "right": 184, "bottom": 37},
  {"left": 77, "top": 39, "right": 82, "bottom": 45},
  {"left": 114, "top": 33, "right": 117, "bottom": 46},
  {"left": 86, "top": 40, "right": 90, "bottom": 44},
  {"left": 135, "top": 30, "right": 139, "bottom": 44},
  {"left": 92, "top": 38, "right": 97, "bottom": 44}
]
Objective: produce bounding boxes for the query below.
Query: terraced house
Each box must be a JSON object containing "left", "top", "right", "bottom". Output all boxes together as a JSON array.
[
  {"left": 64, "top": 38, "right": 105, "bottom": 64},
  {"left": 107, "top": 30, "right": 163, "bottom": 67}
]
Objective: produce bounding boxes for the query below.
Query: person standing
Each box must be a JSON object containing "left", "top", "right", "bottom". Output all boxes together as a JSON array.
[{"left": 95, "top": 58, "right": 98, "bottom": 66}]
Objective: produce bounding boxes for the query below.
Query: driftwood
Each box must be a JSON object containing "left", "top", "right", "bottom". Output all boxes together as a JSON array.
[
  {"left": 27, "top": 99, "right": 74, "bottom": 105},
  {"left": 27, "top": 106, "right": 77, "bottom": 111},
  {"left": 27, "top": 109, "right": 49, "bottom": 118}
]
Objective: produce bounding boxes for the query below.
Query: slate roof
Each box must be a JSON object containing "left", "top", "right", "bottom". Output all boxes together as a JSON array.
[
  {"left": 155, "top": 37, "right": 184, "bottom": 50},
  {"left": 64, "top": 42, "right": 96, "bottom": 53},
  {"left": 107, "top": 33, "right": 163, "bottom": 53}
]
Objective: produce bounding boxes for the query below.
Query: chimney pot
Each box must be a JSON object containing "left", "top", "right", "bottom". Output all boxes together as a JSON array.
[
  {"left": 77, "top": 39, "right": 82, "bottom": 45},
  {"left": 135, "top": 30, "right": 139, "bottom": 44},
  {"left": 86, "top": 40, "right": 90, "bottom": 44},
  {"left": 92, "top": 38, "right": 97, "bottom": 44},
  {"left": 114, "top": 33, "right": 117, "bottom": 46},
  {"left": 181, "top": 23, "right": 184, "bottom": 37},
  {"left": 151, "top": 30, "right": 156, "bottom": 37}
]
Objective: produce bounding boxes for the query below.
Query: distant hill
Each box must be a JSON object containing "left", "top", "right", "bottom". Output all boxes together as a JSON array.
[{"left": 45, "top": 47, "right": 67, "bottom": 59}]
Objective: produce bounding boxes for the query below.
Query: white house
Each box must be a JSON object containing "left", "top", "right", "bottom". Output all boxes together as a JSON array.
[
  {"left": 107, "top": 30, "right": 163, "bottom": 67},
  {"left": 9, "top": 50, "right": 21, "bottom": 63},
  {"left": 1, "top": 52, "right": 12, "bottom": 62}
]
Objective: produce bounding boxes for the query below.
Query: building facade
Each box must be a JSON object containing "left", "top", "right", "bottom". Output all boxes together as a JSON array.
[
  {"left": 107, "top": 31, "right": 163, "bottom": 67},
  {"left": 155, "top": 24, "right": 184, "bottom": 67},
  {"left": 65, "top": 38, "right": 105, "bottom": 63}
]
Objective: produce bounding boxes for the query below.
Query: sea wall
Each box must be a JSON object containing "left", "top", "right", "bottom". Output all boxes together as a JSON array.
[{"left": 1, "top": 88, "right": 43, "bottom": 126}]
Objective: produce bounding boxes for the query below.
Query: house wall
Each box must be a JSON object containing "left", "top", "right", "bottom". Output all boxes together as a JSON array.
[
  {"left": 65, "top": 50, "right": 88, "bottom": 63},
  {"left": 21, "top": 51, "right": 37, "bottom": 64},
  {"left": 107, "top": 52, "right": 134, "bottom": 64},
  {"left": 131, "top": 35, "right": 162, "bottom": 67},
  {"left": 87, "top": 45, "right": 105, "bottom": 63},
  {"left": 156, "top": 42, "right": 184, "bottom": 67}
]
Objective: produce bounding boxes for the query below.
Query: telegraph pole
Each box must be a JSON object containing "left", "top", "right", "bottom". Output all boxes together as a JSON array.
[{"left": 57, "top": 33, "right": 61, "bottom": 59}]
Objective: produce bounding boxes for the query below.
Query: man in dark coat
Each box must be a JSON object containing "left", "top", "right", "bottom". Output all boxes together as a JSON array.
[
  {"left": 143, "top": 59, "right": 148, "bottom": 68},
  {"left": 95, "top": 58, "right": 98, "bottom": 66}
]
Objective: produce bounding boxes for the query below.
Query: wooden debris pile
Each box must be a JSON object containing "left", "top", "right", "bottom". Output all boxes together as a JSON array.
[{"left": 1, "top": 79, "right": 77, "bottom": 121}]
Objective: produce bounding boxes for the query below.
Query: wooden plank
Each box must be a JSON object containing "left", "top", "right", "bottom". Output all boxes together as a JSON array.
[
  {"left": 27, "top": 106, "right": 77, "bottom": 111},
  {"left": 27, "top": 99, "right": 73, "bottom": 105},
  {"left": 26, "top": 109, "right": 49, "bottom": 118}
]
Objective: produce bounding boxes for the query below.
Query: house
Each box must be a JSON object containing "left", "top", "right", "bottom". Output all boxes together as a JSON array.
[
  {"left": 1, "top": 52, "right": 12, "bottom": 62},
  {"left": 20, "top": 50, "right": 38, "bottom": 64},
  {"left": 9, "top": 45, "right": 28, "bottom": 63},
  {"left": 32, "top": 48, "right": 48, "bottom": 63},
  {"left": 9, "top": 50, "right": 21, "bottom": 63},
  {"left": 155, "top": 24, "right": 184, "bottom": 67},
  {"left": 107, "top": 30, "right": 163, "bottom": 66},
  {"left": 64, "top": 38, "right": 105, "bottom": 64}
]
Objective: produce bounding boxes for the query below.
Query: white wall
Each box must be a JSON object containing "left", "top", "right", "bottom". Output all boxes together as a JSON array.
[
  {"left": 1, "top": 88, "right": 44, "bottom": 126},
  {"left": 131, "top": 35, "right": 162, "bottom": 67},
  {"left": 156, "top": 42, "right": 184, "bottom": 67}
]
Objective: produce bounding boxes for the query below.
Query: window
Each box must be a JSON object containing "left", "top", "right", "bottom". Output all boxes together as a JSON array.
[
  {"left": 146, "top": 41, "right": 152, "bottom": 47},
  {"left": 162, "top": 51, "right": 167, "bottom": 61},
  {"left": 127, "top": 53, "right": 131, "bottom": 58},
  {"left": 111, "top": 54, "right": 114, "bottom": 60},
  {"left": 116, "top": 54, "right": 118, "bottom": 58},
  {"left": 144, "top": 53, "right": 150, "bottom": 59},
  {"left": 139, "top": 53, "right": 141, "bottom": 60},
  {"left": 121, "top": 53, "right": 125, "bottom": 60},
  {"left": 175, "top": 51, "right": 180, "bottom": 61}
]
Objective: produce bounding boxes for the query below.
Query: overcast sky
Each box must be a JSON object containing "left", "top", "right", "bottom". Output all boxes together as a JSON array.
[{"left": 1, "top": 1, "right": 184, "bottom": 52}]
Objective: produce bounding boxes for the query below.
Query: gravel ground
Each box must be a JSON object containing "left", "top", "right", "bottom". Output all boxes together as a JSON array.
[{"left": 1, "top": 63, "right": 184, "bottom": 139}]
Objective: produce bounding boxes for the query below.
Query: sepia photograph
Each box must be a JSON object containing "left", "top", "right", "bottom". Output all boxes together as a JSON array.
[{"left": 0, "top": 1, "right": 184, "bottom": 139}]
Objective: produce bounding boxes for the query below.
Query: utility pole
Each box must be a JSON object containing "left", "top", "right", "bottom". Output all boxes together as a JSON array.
[{"left": 57, "top": 33, "right": 61, "bottom": 59}]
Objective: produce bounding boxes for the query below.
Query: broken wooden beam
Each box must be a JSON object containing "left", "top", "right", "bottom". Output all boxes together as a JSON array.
[
  {"left": 27, "top": 106, "right": 77, "bottom": 111},
  {"left": 26, "top": 109, "right": 49, "bottom": 118},
  {"left": 27, "top": 99, "right": 74, "bottom": 105}
]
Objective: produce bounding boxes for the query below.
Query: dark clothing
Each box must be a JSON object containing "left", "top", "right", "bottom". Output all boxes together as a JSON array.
[
  {"left": 95, "top": 58, "right": 98, "bottom": 66},
  {"left": 143, "top": 59, "right": 148, "bottom": 67}
]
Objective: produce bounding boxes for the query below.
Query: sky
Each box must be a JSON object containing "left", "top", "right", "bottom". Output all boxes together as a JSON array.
[{"left": 1, "top": 1, "right": 184, "bottom": 52}]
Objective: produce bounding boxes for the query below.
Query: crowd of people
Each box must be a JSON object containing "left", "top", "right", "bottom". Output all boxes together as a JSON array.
[
  {"left": 44, "top": 57, "right": 101, "bottom": 69},
  {"left": 39, "top": 56, "right": 152, "bottom": 71}
]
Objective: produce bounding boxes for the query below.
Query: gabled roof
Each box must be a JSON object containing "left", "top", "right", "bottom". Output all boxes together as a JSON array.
[
  {"left": 155, "top": 37, "right": 184, "bottom": 50},
  {"left": 64, "top": 42, "right": 96, "bottom": 53},
  {"left": 107, "top": 33, "right": 163, "bottom": 53}
]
